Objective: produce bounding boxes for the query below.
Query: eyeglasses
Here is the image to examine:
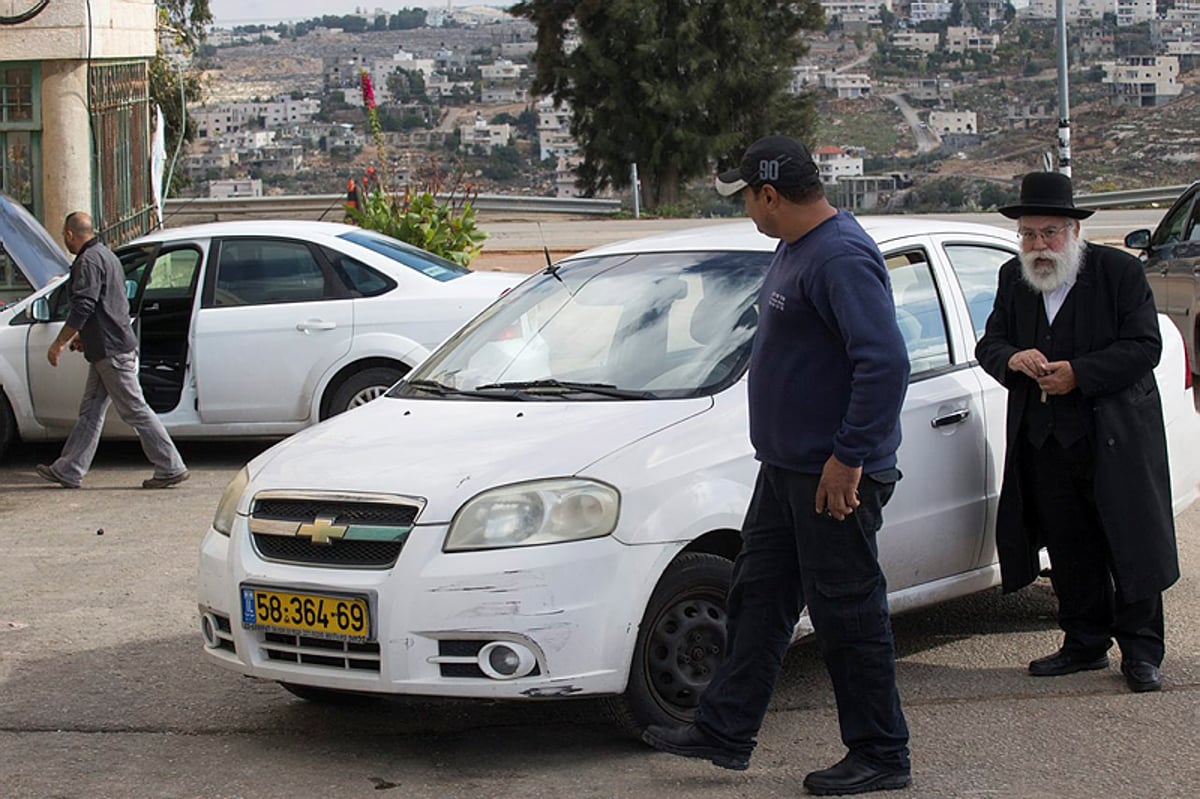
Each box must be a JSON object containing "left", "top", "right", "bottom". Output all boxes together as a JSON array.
[{"left": 1017, "top": 224, "right": 1071, "bottom": 244}]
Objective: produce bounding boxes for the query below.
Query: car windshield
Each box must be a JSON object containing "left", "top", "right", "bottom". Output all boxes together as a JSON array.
[
  {"left": 338, "top": 229, "right": 470, "bottom": 281},
  {"left": 392, "top": 250, "right": 769, "bottom": 401}
]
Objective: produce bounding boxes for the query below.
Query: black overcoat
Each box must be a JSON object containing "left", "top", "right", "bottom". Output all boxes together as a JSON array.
[{"left": 975, "top": 243, "right": 1179, "bottom": 601}]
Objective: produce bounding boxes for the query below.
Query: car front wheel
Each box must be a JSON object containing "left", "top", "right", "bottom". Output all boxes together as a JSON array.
[
  {"left": 603, "top": 552, "right": 732, "bottom": 737},
  {"left": 326, "top": 366, "right": 407, "bottom": 417}
]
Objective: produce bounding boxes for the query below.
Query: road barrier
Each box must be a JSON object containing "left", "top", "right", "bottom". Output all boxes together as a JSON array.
[{"left": 162, "top": 193, "right": 622, "bottom": 226}]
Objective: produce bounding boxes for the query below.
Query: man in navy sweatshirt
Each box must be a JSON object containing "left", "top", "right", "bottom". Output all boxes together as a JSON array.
[{"left": 642, "top": 136, "right": 912, "bottom": 796}]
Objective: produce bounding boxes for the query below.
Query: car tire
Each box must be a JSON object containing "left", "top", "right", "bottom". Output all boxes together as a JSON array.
[
  {"left": 326, "top": 366, "right": 407, "bottom": 418},
  {"left": 0, "top": 390, "right": 15, "bottom": 462},
  {"left": 279, "top": 682, "right": 380, "bottom": 705},
  {"left": 602, "top": 551, "right": 732, "bottom": 737}
]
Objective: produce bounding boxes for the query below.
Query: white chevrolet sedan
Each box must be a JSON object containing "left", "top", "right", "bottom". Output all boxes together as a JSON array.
[
  {"left": 196, "top": 218, "right": 1200, "bottom": 733},
  {"left": 0, "top": 212, "right": 521, "bottom": 458}
]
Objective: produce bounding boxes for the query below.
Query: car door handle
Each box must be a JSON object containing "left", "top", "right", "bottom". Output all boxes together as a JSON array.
[
  {"left": 931, "top": 408, "right": 970, "bottom": 428},
  {"left": 296, "top": 320, "right": 337, "bottom": 333}
]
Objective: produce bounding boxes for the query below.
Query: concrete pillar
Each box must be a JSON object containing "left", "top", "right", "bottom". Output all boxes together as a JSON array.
[{"left": 39, "top": 60, "right": 92, "bottom": 244}]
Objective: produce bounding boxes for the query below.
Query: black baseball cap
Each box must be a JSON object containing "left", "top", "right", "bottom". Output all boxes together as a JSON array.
[{"left": 715, "top": 135, "right": 821, "bottom": 197}]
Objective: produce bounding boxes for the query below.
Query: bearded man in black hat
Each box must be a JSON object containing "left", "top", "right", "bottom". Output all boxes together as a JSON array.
[{"left": 976, "top": 171, "right": 1179, "bottom": 693}]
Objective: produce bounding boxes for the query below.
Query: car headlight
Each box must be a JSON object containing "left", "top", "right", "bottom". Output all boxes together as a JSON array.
[
  {"left": 212, "top": 466, "right": 250, "bottom": 536},
  {"left": 444, "top": 478, "right": 619, "bottom": 551}
]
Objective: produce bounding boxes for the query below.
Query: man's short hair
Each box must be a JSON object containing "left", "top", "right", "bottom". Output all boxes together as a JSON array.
[{"left": 63, "top": 212, "right": 94, "bottom": 237}]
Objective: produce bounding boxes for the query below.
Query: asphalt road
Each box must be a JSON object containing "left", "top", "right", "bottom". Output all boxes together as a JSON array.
[{"left": 1, "top": 438, "right": 1198, "bottom": 799}]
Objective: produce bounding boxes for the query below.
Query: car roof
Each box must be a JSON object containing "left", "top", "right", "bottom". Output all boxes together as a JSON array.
[
  {"left": 561, "top": 217, "right": 1016, "bottom": 260},
  {"left": 129, "top": 219, "right": 359, "bottom": 245}
]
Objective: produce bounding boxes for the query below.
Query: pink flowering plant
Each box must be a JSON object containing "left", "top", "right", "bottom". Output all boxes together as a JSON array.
[{"left": 346, "top": 70, "right": 486, "bottom": 266}]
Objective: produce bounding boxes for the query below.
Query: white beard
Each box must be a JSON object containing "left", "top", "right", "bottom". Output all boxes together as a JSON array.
[{"left": 1019, "top": 232, "right": 1085, "bottom": 294}]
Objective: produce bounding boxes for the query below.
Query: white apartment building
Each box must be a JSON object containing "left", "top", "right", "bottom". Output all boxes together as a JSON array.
[
  {"left": 909, "top": 0, "right": 954, "bottom": 23},
  {"left": 1102, "top": 55, "right": 1183, "bottom": 106},
  {"left": 192, "top": 99, "right": 319, "bottom": 139},
  {"left": 459, "top": 114, "right": 512, "bottom": 153},
  {"left": 1023, "top": 0, "right": 1112, "bottom": 20},
  {"left": 1116, "top": 0, "right": 1155, "bottom": 26},
  {"left": 481, "top": 59, "right": 526, "bottom": 81},
  {"left": 812, "top": 146, "right": 864, "bottom": 183},
  {"left": 825, "top": 72, "right": 872, "bottom": 99},
  {"left": 945, "top": 26, "right": 1000, "bottom": 53},
  {"left": 788, "top": 65, "right": 823, "bottom": 94},
  {"left": 890, "top": 31, "right": 940, "bottom": 53},
  {"left": 537, "top": 97, "right": 578, "bottom": 161},
  {"left": 481, "top": 86, "right": 527, "bottom": 104},
  {"left": 929, "top": 110, "right": 977, "bottom": 134},
  {"left": 819, "top": 0, "right": 890, "bottom": 22}
]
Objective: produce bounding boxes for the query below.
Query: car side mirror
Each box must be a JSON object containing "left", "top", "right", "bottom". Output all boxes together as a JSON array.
[
  {"left": 30, "top": 296, "right": 50, "bottom": 322},
  {"left": 126, "top": 279, "right": 138, "bottom": 300},
  {"left": 1124, "top": 229, "right": 1151, "bottom": 250}
]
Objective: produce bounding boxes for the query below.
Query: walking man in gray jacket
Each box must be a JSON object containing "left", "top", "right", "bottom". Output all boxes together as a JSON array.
[{"left": 36, "top": 212, "right": 188, "bottom": 489}]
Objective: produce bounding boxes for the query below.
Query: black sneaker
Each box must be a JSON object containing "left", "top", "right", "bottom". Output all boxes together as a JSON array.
[
  {"left": 641, "top": 723, "right": 750, "bottom": 771},
  {"left": 36, "top": 464, "right": 80, "bottom": 489},
  {"left": 142, "top": 470, "right": 189, "bottom": 489}
]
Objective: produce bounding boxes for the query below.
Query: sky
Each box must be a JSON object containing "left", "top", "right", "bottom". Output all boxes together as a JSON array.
[{"left": 208, "top": 1, "right": 513, "bottom": 26}]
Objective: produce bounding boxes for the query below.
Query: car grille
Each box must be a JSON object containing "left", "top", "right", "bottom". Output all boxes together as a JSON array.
[
  {"left": 262, "top": 632, "right": 381, "bottom": 672},
  {"left": 248, "top": 490, "right": 425, "bottom": 569}
]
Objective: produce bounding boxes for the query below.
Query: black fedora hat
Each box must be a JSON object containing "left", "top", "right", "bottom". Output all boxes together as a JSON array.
[{"left": 998, "top": 171, "right": 1094, "bottom": 220}]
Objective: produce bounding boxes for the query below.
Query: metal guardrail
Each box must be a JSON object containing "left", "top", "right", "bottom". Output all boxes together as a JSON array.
[
  {"left": 1075, "top": 184, "right": 1193, "bottom": 209},
  {"left": 162, "top": 193, "right": 622, "bottom": 226},
  {"left": 160, "top": 184, "right": 1191, "bottom": 227}
]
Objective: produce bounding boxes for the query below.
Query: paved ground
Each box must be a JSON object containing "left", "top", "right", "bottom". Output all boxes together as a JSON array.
[{"left": 1, "top": 437, "right": 1197, "bottom": 799}]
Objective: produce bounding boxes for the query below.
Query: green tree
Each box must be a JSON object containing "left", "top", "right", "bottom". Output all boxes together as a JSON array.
[
  {"left": 152, "top": 1, "right": 213, "bottom": 195},
  {"left": 511, "top": 0, "right": 823, "bottom": 210}
]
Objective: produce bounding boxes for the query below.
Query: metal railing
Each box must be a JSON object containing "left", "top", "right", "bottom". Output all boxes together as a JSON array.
[
  {"left": 1075, "top": 184, "right": 1193, "bottom": 209},
  {"left": 161, "top": 193, "right": 622, "bottom": 226},
  {"left": 159, "top": 184, "right": 1192, "bottom": 228}
]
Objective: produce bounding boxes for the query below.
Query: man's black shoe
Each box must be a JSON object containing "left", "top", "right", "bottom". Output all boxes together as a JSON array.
[
  {"left": 1121, "top": 660, "right": 1162, "bottom": 693},
  {"left": 641, "top": 723, "right": 750, "bottom": 771},
  {"left": 36, "top": 464, "right": 80, "bottom": 489},
  {"left": 1027, "top": 649, "right": 1109, "bottom": 677},
  {"left": 803, "top": 755, "right": 911, "bottom": 796}
]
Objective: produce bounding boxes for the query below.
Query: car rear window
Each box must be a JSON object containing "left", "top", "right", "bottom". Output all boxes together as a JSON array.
[{"left": 339, "top": 230, "right": 470, "bottom": 282}]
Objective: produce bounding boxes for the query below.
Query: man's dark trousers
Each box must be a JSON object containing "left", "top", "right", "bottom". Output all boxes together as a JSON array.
[
  {"left": 693, "top": 463, "right": 911, "bottom": 770},
  {"left": 1021, "top": 438, "right": 1166, "bottom": 664}
]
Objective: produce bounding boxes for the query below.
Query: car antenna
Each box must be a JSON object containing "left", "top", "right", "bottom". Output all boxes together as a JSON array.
[{"left": 538, "top": 222, "right": 558, "bottom": 275}]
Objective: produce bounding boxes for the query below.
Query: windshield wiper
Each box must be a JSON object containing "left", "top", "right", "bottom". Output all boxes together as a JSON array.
[
  {"left": 472, "top": 379, "right": 653, "bottom": 399},
  {"left": 402, "top": 378, "right": 522, "bottom": 400}
]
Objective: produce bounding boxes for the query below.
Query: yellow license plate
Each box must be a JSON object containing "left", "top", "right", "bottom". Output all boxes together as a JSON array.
[{"left": 241, "top": 586, "right": 371, "bottom": 641}]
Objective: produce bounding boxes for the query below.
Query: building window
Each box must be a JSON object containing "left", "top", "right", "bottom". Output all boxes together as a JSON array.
[
  {"left": 89, "top": 61, "right": 155, "bottom": 247},
  {"left": 0, "top": 64, "right": 41, "bottom": 214}
]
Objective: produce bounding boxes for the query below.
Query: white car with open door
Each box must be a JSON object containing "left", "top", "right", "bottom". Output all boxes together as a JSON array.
[{"left": 0, "top": 200, "right": 522, "bottom": 459}]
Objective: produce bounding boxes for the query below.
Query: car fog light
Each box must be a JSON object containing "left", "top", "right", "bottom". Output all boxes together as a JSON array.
[
  {"left": 200, "top": 613, "right": 220, "bottom": 648},
  {"left": 478, "top": 641, "right": 537, "bottom": 680}
]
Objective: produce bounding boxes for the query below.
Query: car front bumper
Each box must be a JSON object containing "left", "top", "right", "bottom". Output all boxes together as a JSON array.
[{"left": 197, "top": 520, "right": 672, "bottom": 699}]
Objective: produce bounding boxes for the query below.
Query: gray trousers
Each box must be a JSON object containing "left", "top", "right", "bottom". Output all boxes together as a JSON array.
[{"left": 51, "top": 350, "right": 186, "bottom": 484}]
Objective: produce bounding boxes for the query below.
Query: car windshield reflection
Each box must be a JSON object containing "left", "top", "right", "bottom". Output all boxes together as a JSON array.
[{"left": 393, "top": 251, "right": 770, "bottom": 400}]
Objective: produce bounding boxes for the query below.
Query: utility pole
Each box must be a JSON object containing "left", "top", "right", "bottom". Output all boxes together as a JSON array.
[{"left": 1056, "top": 0, "right": 1071, "bottom": 176}]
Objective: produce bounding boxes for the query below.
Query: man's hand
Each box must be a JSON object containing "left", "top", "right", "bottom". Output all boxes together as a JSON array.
[
  {"left": 816, "top": 455, "right": 862, "bottom": 522},
  {"left": 1037, "top": 360, "right": 1077, "bottom": 396},
  {"left": 1007, "top": 348, "right": 1050, "bottom": 380},
  {"left": 47, "top": 339, "right": 66, "bottom": 367},
  {"left": 68, "top": 335, "right": 83, "bottom": 352}
]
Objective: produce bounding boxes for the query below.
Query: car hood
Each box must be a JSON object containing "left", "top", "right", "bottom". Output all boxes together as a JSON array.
[
  {"left": 248, "top": 395, "right": 713, "bottom": 523},
  {"left": 0, "top": 191, "right": 71, "bottom": 288}
]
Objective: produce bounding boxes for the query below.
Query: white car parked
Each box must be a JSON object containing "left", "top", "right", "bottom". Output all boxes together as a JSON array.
[
  {"left": 196, "top": 218, "right": 1200, "bottom": 733},
  {"left": 0, "top": 204, "right": 521, "bottom": 458}
]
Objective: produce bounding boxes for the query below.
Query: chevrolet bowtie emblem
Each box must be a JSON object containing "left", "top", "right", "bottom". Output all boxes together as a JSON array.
[{"left": 296, "top": 516, "right": 348, "bottom": 545}]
